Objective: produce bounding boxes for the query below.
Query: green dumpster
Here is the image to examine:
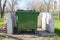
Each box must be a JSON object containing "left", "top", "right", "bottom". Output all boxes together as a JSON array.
[{"left": 16, "top": 10, "right": 39, "bottom": 33}]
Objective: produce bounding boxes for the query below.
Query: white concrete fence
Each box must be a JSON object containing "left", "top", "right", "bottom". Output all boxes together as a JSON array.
[
  {"left": 7, "top": 12, "right": 54, "bottom": 34},
  {"left": 7, "top": 12, "right": 13, "bottom": 35},
  {"left": 37, "top": 12, "right": 54, "bottom": 33}
]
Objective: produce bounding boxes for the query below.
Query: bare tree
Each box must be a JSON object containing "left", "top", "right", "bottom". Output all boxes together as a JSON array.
[
  {"left": 43, "top": 0, "right": 51, "bottom": 12},
  {"left": 0, "top": 0, "right": 1, "bottom": 17},
  {"left": 6, "top": 0, "right": 18, "bottom": 27},
  {"left": 6, "top": 0, "right": 18, "bottom": 12},
  {"left": 54, "top": 0, "right": 60, "bottom": 20},
  {"left": 58, "top": 11, "right": 60, "bottom": 20},
  {"left": 1, "top": 0, "right": 7, "bottom": 18},
  {"left": 58, "top": 2, "right": 60, "bottom": 20},
  {"left": 0, "top": 0, "right": 7, "bottom": 18},
  {"left": 26, "top": 0, "right": 45, "bottom": 12},
  {"left": 26, "top": 0, "right": 50, "bottom": 12}
]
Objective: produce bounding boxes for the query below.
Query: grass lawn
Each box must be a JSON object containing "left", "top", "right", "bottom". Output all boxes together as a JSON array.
[
  {"left": 55, "top": 20, "right": 60, "bottom": 38},
  {"left": 0, "top": 18, "right": 4, "bottom": 25},
  {"left": 54, "top": 14, "right": 60, "bottom": 38},
  {"left": 0, "top": 14, "right": 7, "bottom": 25}
]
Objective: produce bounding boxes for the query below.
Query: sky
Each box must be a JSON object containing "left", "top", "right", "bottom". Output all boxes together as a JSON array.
[
  {"left": 18, "top": 0, "right": 43, "bottom": 9},
  {"left": 17, "top": 0, "right": 54, "bottom": 9},
  {"left": 1, "top": 0, "right": 54, "bottom": 10}
]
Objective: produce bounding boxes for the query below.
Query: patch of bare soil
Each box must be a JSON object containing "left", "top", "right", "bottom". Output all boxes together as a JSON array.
[
  {"left": 4, "top": 35, "right": 56, "bottom": 40},
  {"left": 0, "top": 24, "right": 7, "bottom": 31}
]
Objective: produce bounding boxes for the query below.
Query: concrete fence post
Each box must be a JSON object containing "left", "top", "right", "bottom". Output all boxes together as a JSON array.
[{"left": 7, "top": 12, "right": 13, "bottom": 35}]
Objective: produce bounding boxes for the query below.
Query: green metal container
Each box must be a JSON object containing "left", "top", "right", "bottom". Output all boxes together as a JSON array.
[{"left": 16, "top": 10, "right": 39, "bottom": 32}]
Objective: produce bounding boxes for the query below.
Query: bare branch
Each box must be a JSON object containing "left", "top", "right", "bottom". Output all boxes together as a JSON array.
[
  {"left": 43, "top": 0, "right": 51, "bottom": 12},
  {"left": 1, "top": 0, "right": 7, "bottom": 18}
]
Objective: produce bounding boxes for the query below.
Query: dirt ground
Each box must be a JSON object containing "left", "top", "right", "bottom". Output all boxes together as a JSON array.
[
  {"left": 0, "top": 35, "right": 56, "bottom": 40},
  {"left": 0, "top": 28, "right": 58, "bottom": 40},
  {"left": 0, "top": 31, "right": 58, "bottom": 40}
]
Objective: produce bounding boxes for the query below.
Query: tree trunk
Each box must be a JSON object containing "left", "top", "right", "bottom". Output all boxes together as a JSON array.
[
  {"left": 1, "top": 0, "right": 6, "bottom": 18},
  {"left": 0, "top": 0, "right": 1, "bottom": 18},
  {"left": 58, "top": 11, "right": 60, "bottom": 20}
]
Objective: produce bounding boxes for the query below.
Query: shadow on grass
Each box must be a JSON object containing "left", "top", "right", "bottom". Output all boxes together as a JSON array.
[{"left": 55, "top": 29, "right": 60, "bottom": 37}]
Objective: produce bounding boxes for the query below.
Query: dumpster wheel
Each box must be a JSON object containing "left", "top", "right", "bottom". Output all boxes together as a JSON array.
[
  {"left": 13, "top": 27, "right": 18, "bottom": 34},
  {"left": 32, "top": 30, "right": 37, "bottom": 34}
]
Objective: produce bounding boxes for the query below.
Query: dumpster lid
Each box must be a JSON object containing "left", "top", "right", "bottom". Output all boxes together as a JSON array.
[{"left": 17, "top": 10, "right": 35, "bottom": 12}]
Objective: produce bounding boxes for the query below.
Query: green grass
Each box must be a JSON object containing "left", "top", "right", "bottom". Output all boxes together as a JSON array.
[
  {"left": 55, "top": 20, "right": 60, "bottom": 37},
  {"left": 54, "top": 14, "right": 60, "bottom": 38},
  {"left": 0, "top": 13, "right": 7, "bottom": 25},
  {"left": 0, "top": 18, "right": 4, "bottom": 25}
]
